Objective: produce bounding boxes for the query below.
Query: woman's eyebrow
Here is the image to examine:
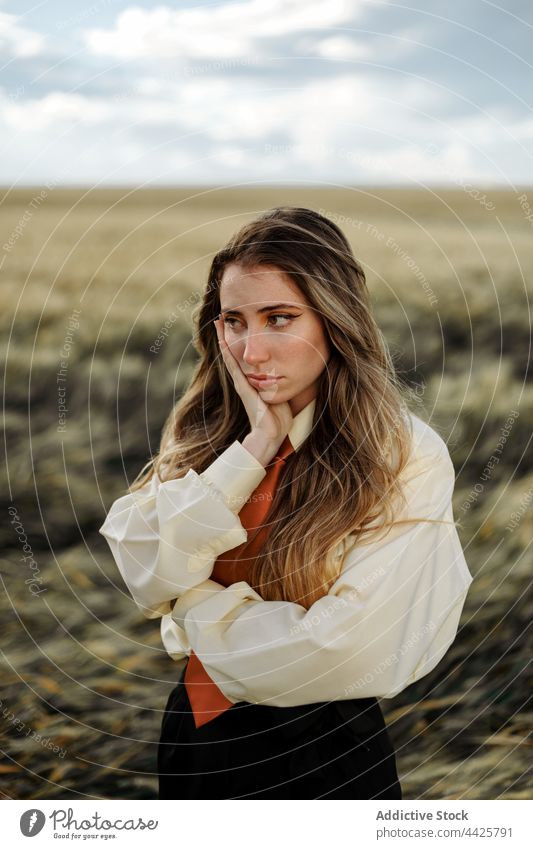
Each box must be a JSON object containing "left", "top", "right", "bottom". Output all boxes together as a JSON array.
[{"left": 220, "top": 303, "right": 301, "bottom": 314}]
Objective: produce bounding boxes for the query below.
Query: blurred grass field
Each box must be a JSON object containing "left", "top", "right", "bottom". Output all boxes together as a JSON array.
[{"left": 1, "top": 186, "right": 532, "bottom": 799}]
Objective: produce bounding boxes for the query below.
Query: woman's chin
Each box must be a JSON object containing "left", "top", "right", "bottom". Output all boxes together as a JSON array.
[{"left": 261, "top": 386, "right": 289, "bottom": 401}]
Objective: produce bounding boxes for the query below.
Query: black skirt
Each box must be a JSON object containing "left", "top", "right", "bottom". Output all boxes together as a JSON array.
[{"left": 158, "top": 666, "right": 402, "bottom": 800}]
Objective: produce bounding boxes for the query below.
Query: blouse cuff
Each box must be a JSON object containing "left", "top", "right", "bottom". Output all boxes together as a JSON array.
[
  {"left": 199, "top": 440, "right": 267, "bottom": 514},
  {"left": 183, "top": 580, "right": 264, "bottom": 627},
  {"left": 171, "top": 578, "right": 226, "bottom": 629}
]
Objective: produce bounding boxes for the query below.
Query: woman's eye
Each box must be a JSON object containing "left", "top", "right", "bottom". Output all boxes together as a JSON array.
[
  {"left": 268, "top": 313, "right": 295, "bottom": 327},
  {"left": 223, "top": 314, "right": 297, "bottom": 329}
]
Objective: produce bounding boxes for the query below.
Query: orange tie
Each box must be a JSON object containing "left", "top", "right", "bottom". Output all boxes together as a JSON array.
[{"left": 184, "top": 434, "right": 295, "bottom": 728}]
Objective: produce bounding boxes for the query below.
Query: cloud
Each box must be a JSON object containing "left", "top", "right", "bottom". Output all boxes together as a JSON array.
[
  {"left": 0, "top": 11, "right": 45, "bottom": 57},
  {"left": 84, "top": 0, "right": 368, "bottom": 60},
  {"left": 2, "top": 90, "right": 112, "bottom": 131},
  {"left": 0, "top": 0, "right": 530, "bottom": 185},
  {"left": 312, "top": 35, "right": 373, "bottom": 61},
  {"left": 0, "top": 68, "right": 499, "bottom": 187}
]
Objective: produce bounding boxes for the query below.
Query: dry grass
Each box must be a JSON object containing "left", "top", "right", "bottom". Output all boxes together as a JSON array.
[{"left": 1, "top": 186, "right": 531, "bottom": 799}]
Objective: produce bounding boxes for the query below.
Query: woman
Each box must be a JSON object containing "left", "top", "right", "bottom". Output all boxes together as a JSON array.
[{"left": 99, "top": 206, "right": 473, "bottom": 799}]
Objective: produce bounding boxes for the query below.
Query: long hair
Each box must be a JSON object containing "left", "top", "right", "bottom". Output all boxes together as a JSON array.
[{"left": 129, "top": 206, "right": 451, "bottom": 609}]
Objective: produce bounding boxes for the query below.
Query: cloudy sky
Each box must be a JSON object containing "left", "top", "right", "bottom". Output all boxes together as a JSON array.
[{"left": 1, "top": 0, "right": 532, "bottom": 186}]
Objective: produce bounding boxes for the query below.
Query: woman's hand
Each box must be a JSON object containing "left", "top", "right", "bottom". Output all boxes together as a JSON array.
[{"left": 213, "top": 317, "right": 293, "bottom": 464}]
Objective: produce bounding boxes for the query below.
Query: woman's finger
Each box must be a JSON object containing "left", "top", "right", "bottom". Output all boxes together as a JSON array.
[
  {"left": 214, "top": 318, "right": 271, "bottom": 427},
  {"left": 214, "top": 318, "right": 255, "bottom": 398},
  {"left": 214, "top": 318, "right": 240, "bottom": 382}
]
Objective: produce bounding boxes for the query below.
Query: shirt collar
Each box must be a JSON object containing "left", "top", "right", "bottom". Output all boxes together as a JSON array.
[{"left": 288, "top": 397, "right": 316, "bottom": 451}]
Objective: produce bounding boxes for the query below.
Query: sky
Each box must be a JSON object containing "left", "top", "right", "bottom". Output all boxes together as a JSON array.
[{"left": 1, "top": 0, "right": 532, "bottom": 186}]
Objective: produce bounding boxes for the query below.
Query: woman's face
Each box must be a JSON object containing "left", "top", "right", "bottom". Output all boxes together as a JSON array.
[{"left": 218, "top": 263, "right": 331, "bottom": 415}]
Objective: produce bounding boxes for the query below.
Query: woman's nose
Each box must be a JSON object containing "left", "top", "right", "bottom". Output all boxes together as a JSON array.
[{"left": 240, "top": 330, "right": 272, "bottom": 364}]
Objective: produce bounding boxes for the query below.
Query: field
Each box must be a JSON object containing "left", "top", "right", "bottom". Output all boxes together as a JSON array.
[{"left": 1, "top": 186, "right": 532, "bottom": 799}]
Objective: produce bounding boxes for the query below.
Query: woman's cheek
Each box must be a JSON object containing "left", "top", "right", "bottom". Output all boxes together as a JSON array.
[{"left": 287, "top": 337, "right": 316, "bottom": 372}]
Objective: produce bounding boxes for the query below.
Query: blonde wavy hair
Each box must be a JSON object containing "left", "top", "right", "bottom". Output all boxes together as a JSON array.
[{"left": 129, "top": 206, "right": 451, "bottom": 609}]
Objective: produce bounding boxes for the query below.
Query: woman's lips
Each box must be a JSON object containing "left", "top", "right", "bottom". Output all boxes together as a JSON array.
[{"left": 247, "top": 375, "right": 283, "bottom": 388}]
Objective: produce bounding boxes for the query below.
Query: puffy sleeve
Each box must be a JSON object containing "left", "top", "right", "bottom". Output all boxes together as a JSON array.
[
  {"left": 98, "top": 441, "right": 267, "bottom": 618},
  {"left": 179, "top": 443, "right": 474, "bottom": 707}
]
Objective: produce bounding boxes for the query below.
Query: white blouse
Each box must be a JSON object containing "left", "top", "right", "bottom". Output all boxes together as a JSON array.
[{"left": 99, "top": 398, "right": 473, "bottom": 708}]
